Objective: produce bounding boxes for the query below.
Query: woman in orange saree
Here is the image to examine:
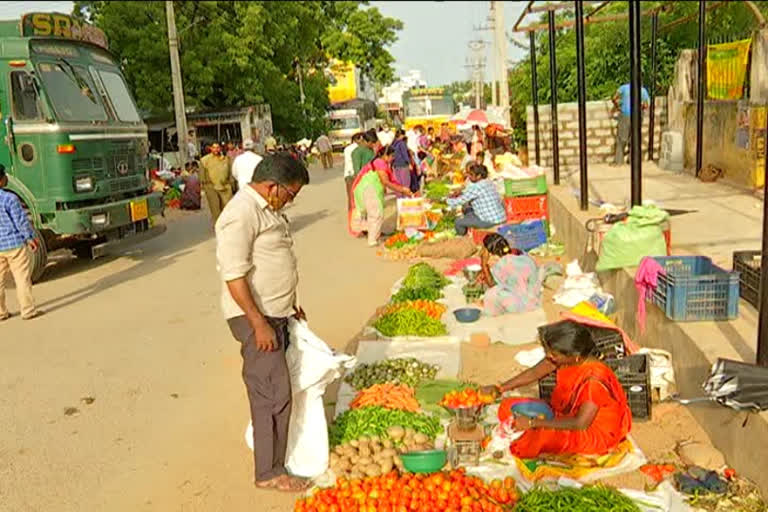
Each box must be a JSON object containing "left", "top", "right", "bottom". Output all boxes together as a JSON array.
[{"left": 483, "top": 320, "right": 632, "bottom": 458}]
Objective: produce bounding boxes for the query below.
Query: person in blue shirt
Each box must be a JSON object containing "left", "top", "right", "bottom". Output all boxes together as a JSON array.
[
  {"left": 0, "top": 165, "right": 43, "bottom": 321},
  {"left": 446, "top": 164, "right": 507, "bottom": 236},
  {"left": 612, "top": 83, "right": 650, "bottom": 165}
]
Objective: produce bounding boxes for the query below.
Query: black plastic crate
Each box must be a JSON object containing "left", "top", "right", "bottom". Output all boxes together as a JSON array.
[
  {"left": 733, "top": 250, "right": 761, "bottom": 309},
  {"left": 587, "top": 326, "right": 625, "bottom": 359},
  {"left": 538, "top": 354, "right": 651, "bottom": 420}
]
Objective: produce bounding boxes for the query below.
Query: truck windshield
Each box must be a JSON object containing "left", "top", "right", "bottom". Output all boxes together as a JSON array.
[
  {"left": 97, "top": 69, "right": 141, "bottom": 122},
  {"left": 36, "top": 61, "right": 108, "bottom": 122},
  {"left": 330, "top": 117, "right": 360, "bottom": 130}
]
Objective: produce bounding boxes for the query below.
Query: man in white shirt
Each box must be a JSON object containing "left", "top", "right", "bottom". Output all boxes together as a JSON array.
[
  {"left": 377, "top": 125, "right": 394, "bottom": 146},
  {"left": 231, "top": 139, "right": 263, "bottom": 192},
  {"left": 187, "top": 129, "right": 198, "bottom": 160},
  {"left": 343, "top": 132, "right": 362, "bottom": 207}
]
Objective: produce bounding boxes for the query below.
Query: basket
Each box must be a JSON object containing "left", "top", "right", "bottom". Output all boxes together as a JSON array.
[
  {"left": 504, "top": 194, "right": 549, "bottom": 223},
  {"left": 538, "top": 354, "right": 651, "bottom": 419},
  {"left": 503, "top": 174, "right": 547, "bottom": 197},
  {"left": 648, "top": 256, "right": 740, "bottom": 322},
  {"left": 732, "top": 250, "right": 761, "bottom": 309},
  {"left": 497, "top": 219, "right": 548, "bottom": 252}
]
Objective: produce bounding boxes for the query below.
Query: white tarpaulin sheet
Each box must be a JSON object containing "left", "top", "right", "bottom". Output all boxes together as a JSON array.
[{"left": 334, "top": 337, "right": 463, "bottom": 417}]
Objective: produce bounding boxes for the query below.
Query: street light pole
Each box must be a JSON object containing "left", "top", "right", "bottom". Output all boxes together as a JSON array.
[{"left": 166, "top": 0, "right": 188, "bottom": 164}]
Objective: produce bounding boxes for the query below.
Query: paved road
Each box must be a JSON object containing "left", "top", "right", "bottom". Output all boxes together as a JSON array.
[{"left": 0, "top": 165, "right": 408, "bottom": 511}]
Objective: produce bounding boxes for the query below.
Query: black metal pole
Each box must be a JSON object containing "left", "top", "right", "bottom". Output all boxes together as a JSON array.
[
  {"left": 629, "top": 0, "right": 642, "bottom": 206},
  {"left": 575, "top": 0, "right": 588, "bottom": 210},
  {"left": 695, "top": 1, "right": 706, "bottom": 177},
  {"left": 758, "top": 109, "right": 768, "bottom": 367},
  {"left": 530, "top": 30, "right": 541, "bottom": 166},
  {"left": 648, "top": 12, "right": 658, "bottom": 161},
  {"left": 548, "top": 10, "right": 560, "bottom": 185}
]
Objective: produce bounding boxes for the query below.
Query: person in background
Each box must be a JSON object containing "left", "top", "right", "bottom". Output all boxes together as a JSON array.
[
  {"left": 200, "top": 142, "right": 234, "bottom": 224},
  {"left": 0, "top": 166, "right": 43, "bottom": 321},
  {"left": 348, "top": 146, "right": 413, "bottom": 246},
  {"left": 180, "top": 162, "right": 202, "bottom": 210},
  {"left": 216, "top": 153, "right": 310, "bottom": 493},
  {"left": 462, "top": 150, "right": 486, "bottom": 174},
  {"left": 351, "top": 131, "right": 377, "bottom": 177},
  {"left": 232, "top": 139, "right": 263, "bottom": 192},
  {"left": 446, "top": 163, "right": 506, "bottom": 236},
  {"left": 377, "top": 125, "right": 395, "bottom": 147},
  {"left": 265, "top": 134, "right": 277, "bottom": 154},
  {"left": 612, "top": 82, "right": 650, "bottom": 165},
  {"left": 343, "top": 133, "right": 362, "bottom": 207},
  {"left": 481, "top": 320, "right": 631, "bottom": 459},
  {"left": 417, "top": 150, "right": 436, "bottom": 180},
  {"left": 187, "top": 129, "right": 199, "bottom": 161},
  {"left": 315, "top": 133, "right": 333, "bottom": 170},
  {"left": 439, "top": 123, "right": 451, "bottom": 144},
  {"left": 426, "top": 126, "right": 436, "bottom": 145},
  {"left": 391, "top": 129, "right": 412, "bottom": 196},
  {"left": 471, "top": 125, "right": 484, "bottom": 158}
]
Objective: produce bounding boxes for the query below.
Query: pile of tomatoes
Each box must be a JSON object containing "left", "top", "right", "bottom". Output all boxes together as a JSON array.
[
  {"left": 439, "top": 388, "right": 495, "bottom": 409},
  {"left": 294, "top": 469, "right": 518, "bottom": 512}
]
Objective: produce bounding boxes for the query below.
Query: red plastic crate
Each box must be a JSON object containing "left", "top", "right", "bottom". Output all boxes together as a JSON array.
[{"left": 504, "top": 194, "right": 549, "bottom": 222}]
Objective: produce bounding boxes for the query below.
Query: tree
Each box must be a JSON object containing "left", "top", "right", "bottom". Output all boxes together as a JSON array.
[{"left": 72, "top": 1, "right": 402, "bottom": 141}]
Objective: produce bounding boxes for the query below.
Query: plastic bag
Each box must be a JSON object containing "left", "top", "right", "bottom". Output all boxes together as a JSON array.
[
  {"left": 596, "top": 206, "right": 669, "bottom": 271},
  {"left": 245, "top": 319, "right": 356, "bottom": 478},
  {"left": 397, "top": 197, "right": 428, "bottom": 230}
]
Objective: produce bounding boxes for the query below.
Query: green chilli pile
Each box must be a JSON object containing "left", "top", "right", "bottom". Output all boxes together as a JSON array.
[
  {"left": 513, "top": 486, "right": 641, "bottom": 512},
  {"left": 344, "top": 358, "right": 439, "bottom": 390},
  {"left": 374, "top": 309, "right": 447, "bottom": 337},
  {"left": 329, "top": 406, "right": 442, "bottom": 447}
]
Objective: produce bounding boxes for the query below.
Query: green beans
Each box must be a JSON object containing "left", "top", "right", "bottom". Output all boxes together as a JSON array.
[
  {"left": 373, "top": 309, "right": 447, "bottom": 337},
  {"left": 514, "top": 486, "right": 642, "bottom": 512},
  {"left": 328, "top": 406, "right": 442, "bottom": 447}
]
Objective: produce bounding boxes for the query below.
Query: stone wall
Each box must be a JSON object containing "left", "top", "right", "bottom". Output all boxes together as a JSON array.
[{"left": 525, "top": 98, "right": 667, "bottom": 172}]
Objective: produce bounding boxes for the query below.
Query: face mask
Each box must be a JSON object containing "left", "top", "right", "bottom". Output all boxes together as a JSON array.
[{"left": 267, "top": 186, "right": 282, "bottom": 211}]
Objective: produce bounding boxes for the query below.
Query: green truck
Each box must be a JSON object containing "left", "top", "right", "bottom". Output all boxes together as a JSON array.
[{"left": 0, "top": 12, "right": 164, "bottom": 281}]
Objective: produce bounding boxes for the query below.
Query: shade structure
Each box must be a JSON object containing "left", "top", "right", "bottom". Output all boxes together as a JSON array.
[{"left": 450, "top": 108, "right": 506, "bottom": 129}]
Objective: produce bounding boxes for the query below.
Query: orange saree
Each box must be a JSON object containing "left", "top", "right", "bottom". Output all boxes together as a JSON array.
[{"left": 510, "top": 360, "right": 632, "bottom": 459}]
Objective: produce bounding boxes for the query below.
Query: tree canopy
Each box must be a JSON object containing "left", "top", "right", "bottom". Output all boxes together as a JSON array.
[
  {"left": 507, "top": 0, "right": 768, "bottom": 132},
  {"left": 72, "top": 1, "right": 403, "bottom": 141}
]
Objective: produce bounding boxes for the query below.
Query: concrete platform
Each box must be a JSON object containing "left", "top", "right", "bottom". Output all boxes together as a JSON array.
[{"left": 547, "top": 162, "right": 768, "bottom": 494}]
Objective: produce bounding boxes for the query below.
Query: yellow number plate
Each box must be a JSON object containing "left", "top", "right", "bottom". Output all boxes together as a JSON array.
[{"left": 130, "top": 199, "right": 149, "bottom": 221}]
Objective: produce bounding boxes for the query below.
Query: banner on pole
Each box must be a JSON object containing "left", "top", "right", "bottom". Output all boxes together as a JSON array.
[{"left": 707, "top": 38, "right": 752, "bottom": 100}]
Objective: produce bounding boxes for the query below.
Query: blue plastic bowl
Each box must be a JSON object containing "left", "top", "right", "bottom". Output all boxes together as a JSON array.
[
  {"left": 511, "top": 399, "right": 555, "bottom": 420},
  {"left": 453, "top": 307, "right": 482, "bottom": 323}
]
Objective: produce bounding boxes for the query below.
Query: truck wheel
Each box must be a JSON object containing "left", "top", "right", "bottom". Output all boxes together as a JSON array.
[{"left": 29, "top": 226, "right": 49, "bottom": 283}]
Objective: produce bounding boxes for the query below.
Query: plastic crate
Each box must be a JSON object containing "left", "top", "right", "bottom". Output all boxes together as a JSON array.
[
  {"left": 588, "top": 326, "right": 625, "bottom": 359},
  {"left": 468, "top": 227, "right": 496, "bottom": 245},
  {"left": 497, "top": 219, "right": 548, "bottom": 252},
  {"left": 538, "top": 354, "right": 651, "bottom": 420},
  {"left": 503, "top": 194, "right": 549, "bottom": 223},
  {"left": 648, "top": 256, "right": 740, "bottom": 322},
  {"left": 503, "top": 174, "right": 547, "bottom": 197},
  {"left": 732, "top": 250, "right": 761, "bottom": 309}
]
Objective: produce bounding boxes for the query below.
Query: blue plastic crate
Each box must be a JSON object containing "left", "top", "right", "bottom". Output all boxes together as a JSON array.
[
  {"left": 497, "top": 219, "right": 548, "bottom": 252},
  {"left": 648, "top": 256, "right": 740, "bottom": 322}
]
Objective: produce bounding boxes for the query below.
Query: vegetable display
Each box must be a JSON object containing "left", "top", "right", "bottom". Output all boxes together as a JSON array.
[
  {"left": 344, "top": 358, "right": 440, "bottom": 391},
  {"left": 373, "top": 309, "right": 447, "bottom": 337},
  {"left": 513, "top": 486, "right": 641, "bottom": 512},
  {"left": 294, "top": 469, "right": 518, "bottom": 512},
  {"left": 329, "top": 406, "right": 442, "bottom": 447},
  {"left": 426, "top": 181, "right": 451, "bottom": 201},
  {"left": 439, "top": 388, "right": 495, "bottom": 409},
  {"left": 402, "top": 263, "right": 450, "bottom": 290},
  {"left": 329, "top": 435, "right": 404, "bottom": 480},
  {"left": 378, "top": 300, "right": 447, "bottom": 321},
  {"left": 390, "top": 286, "right": 443, "bottom": 303},
  {"left": 349, "top": 383, "right": 421, "bottom": 413}
]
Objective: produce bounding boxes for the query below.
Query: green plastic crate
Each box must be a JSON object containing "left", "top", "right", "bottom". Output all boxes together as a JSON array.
[{"left": 503, "top": 174, "right": 547, "bottom": 197}]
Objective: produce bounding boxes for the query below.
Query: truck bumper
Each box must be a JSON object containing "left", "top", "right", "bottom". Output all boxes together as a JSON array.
[{"left": 50, "top": 192, "right": 164, "bottom": 235}]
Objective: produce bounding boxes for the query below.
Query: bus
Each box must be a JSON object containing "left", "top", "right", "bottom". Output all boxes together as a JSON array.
[
  {"left": 0, "top": 12, "right": 164, "bottom": 280},
  {"left": 402, "top": 87, "right": 457, "bottom": 134}
]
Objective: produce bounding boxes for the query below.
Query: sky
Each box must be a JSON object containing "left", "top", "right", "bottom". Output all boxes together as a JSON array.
[
  {"left": 372, "top": 1, "right": 529, "bottom": 85},
  {"left": 5, "top": 1, "right": 528, "bottom": 86}
]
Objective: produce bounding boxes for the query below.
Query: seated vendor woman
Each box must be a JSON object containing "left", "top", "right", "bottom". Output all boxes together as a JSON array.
[
  {"left": 446, "top": 164, "right": 506, "bottom": 236},
  {"left": 481, "top": 320, "right": 632, "bottom": 459}
]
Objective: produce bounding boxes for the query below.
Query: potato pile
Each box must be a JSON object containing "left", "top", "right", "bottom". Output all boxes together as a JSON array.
[{"left": 329, "top": 426, "right": 438, "bottom": 479}]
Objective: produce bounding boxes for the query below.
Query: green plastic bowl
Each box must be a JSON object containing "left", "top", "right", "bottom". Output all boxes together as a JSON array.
[{"left": 399, "top": 450, "right": 447, "bottom": 473}]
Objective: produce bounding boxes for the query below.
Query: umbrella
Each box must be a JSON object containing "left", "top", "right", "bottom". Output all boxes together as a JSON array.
[
  {"left": 670, "top": 358, "right": 768, "bottom": 412},
  {"left": 450, "top": 109, "right": 506, "bottom": 128}
]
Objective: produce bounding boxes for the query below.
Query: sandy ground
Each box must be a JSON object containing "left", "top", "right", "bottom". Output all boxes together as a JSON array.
[
  {"left": 1, "top": 160, "right": 722, "bottom": 511},
  {"left": 0, "top": 162, "right": 407, "bottom": 512}
]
